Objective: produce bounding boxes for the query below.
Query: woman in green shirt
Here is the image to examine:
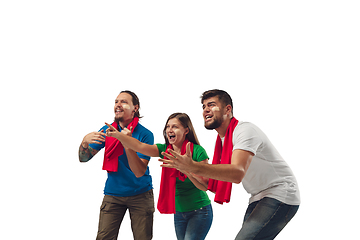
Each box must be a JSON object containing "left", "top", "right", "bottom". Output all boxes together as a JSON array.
[{"left": 105, "top": 113, "right": 213, "bottom": 240}]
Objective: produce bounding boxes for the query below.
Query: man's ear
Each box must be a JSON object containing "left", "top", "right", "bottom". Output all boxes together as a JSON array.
[{"left": 225, "top": 104, "right": 232, "bottom": 116}]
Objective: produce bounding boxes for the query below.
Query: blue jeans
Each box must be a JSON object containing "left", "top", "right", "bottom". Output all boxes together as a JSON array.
[
  {"left": 235, "top": 197, "right": 299, "bottom": 240},
  {"left": 174, "top": 204, "right": 213, "bottom": 240}
]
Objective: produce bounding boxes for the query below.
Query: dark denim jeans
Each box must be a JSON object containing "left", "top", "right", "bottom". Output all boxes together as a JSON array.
[
  {"left": 174, "top": 204, "right": 213, "bottom": 240},
  {"left": 235, "top": 197, "right": 299, "bottom": 240}
]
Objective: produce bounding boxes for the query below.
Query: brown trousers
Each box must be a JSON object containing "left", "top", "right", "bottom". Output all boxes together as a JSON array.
[{"left": 96, "top": 189, "right": 155, "bottom": 240}]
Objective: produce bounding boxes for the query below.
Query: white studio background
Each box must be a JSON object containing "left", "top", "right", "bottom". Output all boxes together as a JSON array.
[{"left": 1, "top": 1, "right": 359, "bottom": 239}]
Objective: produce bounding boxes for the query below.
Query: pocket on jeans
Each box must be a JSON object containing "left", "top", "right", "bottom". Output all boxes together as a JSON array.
[
  {"left": 100, "top": 202, "right": 111, "bottom": 212},
  {"left": 146, "top": 190, "right": 154, "bottom": 199},
  {"left": 198, "top": 205, "right": 211, "bottom": 215}
]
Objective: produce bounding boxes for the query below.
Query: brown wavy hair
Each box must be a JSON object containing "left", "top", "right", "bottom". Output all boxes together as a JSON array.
[{"left": 163, "top": 113, "right": 200, "bottom": 146}]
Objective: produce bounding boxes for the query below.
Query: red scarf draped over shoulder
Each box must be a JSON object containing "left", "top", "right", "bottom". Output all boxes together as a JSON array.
[
  {"left": 157, "top": 139, "right": 194, "bottom": 214},
  {"left": 102, "top": 117, "right": 139, "bottom": 172},
  {"left": 207, "top": 117, "right": 239, "bottom": 204}
]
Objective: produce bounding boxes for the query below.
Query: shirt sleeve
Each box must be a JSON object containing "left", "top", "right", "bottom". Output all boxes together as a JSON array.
[
  {"left": 156, "top": 143, "right": 167, "bottom": 158},
  {"left": 192, "top": 145, "right": 209, "bottom": 162},
  {"left": 232, "top": 123, "right": 263, "bottom": 155}
]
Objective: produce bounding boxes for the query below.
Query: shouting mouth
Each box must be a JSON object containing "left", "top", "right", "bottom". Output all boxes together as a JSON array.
[
  {"left": 204, "top": 114, "right": 214, "bottom": 122},
  {"left": 168, "top": 133, "right": 176, "bottom": 139}
]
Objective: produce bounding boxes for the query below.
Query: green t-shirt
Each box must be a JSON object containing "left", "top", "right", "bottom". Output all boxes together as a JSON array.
[{"left": 156, "top": 143, "right": 211, "bottom": 212}]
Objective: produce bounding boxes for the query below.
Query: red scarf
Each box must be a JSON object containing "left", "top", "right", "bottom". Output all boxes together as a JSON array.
[
  {"left": 207, "top": 117, "right": 239, "bottom": 204},
  {"left": 157, "top": 139, "right": 194, "bottom": 214},
  {"left": 102, "top": 117, "right": 139, "bottom": 172}
]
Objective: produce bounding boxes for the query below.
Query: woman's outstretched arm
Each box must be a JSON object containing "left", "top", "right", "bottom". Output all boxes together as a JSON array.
[{"left": 105, "top": 122, "right": 159, "bottom": 157}]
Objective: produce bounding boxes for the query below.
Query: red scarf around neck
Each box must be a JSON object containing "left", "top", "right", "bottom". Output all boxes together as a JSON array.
[
  {"left": 157, "top": 139, "right": 194, "bottom": 214},
  {"left": 102, "top": 117, "right": 139, "bottom": 172},
  {"left": 207, "top": 117, "right": 239, "bottom": 204}
]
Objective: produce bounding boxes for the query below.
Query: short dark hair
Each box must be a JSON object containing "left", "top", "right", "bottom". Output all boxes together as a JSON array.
[
  {"left": 120, "top": 90, "right": 142, "bottom": 118},
  {"left": 201, "top": 89, "right": 233, "bottom": 114}
]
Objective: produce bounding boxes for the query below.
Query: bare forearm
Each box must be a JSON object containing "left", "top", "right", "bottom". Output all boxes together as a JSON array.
[
  {"left": 112, "top": 132, "right": 139, "bottom": 149},
  {"left": 186, "top": 173, "right": 208, "bottom": 191},
  {"left": 79, "top": 143, "right": 93, "bottom": 162},
  {"left": 191, "top": 162, "right": 245, "bottom": 184},
  {"left": 125, "top": 148, "right": 148, "bottom": 178},
  {"left": 113, "top": 132, "right": 158, "bottom": 157},
  {"left": 79, "top": 143, "right": 99, "bottom": 162}
]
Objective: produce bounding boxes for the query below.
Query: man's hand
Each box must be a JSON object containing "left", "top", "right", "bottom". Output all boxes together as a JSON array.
[
  {"left": 105, "top": 122, "right": 133, "bottom": 138},
  {"left": 82, "top": 130, "right": 106, "bottom": 148},
  {"left": 159, "top": 142, "right": 194, "bottom": 172},
  {"left": 105, "top": 122, "right": 119, "bottom": 138},
  {"left": 121, "top": 126, "right": 133, "bottom": 137},
  {"left": 79, "top": 130, "right": 103, "bottom": 162}
]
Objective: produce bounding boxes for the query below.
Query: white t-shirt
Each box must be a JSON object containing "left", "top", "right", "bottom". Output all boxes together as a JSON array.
[{"left": 231, "top": 121, "right": 300, "bottom": 205}]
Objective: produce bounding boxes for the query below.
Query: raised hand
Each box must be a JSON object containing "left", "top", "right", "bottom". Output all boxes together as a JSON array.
[
  {"left": 105, "top": 122, "right": 119, "bottom": 137},
  {"left": 121, "top": 126, "right": 133, "bottom": 137},
  {"left": 159, "top": 142, "right": 194, "bottom": 172},
  {"left": 82, "top": 129, "right": 106, "bottom": 147}
]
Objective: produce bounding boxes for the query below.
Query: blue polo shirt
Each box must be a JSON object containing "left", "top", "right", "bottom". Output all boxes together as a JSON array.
[{"left": 89, "top": 122, "right": 154, "bottom": 197}]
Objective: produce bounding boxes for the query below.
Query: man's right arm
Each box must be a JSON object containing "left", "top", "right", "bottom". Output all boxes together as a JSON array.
[
  {"left": 79, "top": 143, "right": 99, "bottom": 162},
  {"left": 78, "top": 130, "right": 105, "bottom": 162}
]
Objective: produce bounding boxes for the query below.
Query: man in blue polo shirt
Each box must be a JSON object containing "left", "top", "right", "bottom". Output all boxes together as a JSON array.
[{"left": 79, "top": 90, "right": 154, "bottom": 240}]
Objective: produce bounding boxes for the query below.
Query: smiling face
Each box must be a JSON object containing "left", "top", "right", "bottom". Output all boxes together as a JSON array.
[
  {"left": 114, "top": 92, "right": 138, "bottom": 124},
  {"left": 165, "top": 118, "right": 189, "bottom": 147},
  {"left": 202, "top": 96, "right": 226, "bottom": 130}
]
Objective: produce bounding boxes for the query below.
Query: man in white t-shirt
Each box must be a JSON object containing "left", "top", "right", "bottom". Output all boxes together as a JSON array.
[{"left": 160, "top": 89, "right": 300, "bottom": 240}]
